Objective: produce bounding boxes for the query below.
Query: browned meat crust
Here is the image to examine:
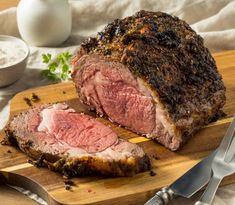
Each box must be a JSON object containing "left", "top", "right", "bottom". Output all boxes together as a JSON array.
[{"left": 73, "top": 10, "right": 226, "bottom": 150}]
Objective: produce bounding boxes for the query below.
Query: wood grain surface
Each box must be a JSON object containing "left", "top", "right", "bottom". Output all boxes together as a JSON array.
[
  {"left": 0, "top": 0, "right": 19, "bottom": 10},
  {"left": 0, "top": 50, "right": 234, "bottom": 205}
]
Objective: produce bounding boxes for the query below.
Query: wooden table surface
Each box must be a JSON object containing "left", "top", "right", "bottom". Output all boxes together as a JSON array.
[
  {"left": 0, "top": 2, "right": 37, "bottom": 205},
  {"left": 0, "top": 0, "right": 19, "bottom": 10}
]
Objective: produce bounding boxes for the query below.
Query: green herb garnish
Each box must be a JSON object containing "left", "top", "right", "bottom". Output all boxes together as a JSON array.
[{"left": 41, "top": 52, "right": 73, "bottom": 82}]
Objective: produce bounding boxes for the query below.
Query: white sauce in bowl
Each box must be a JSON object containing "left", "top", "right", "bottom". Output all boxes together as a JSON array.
[{"left": 0, "top": 41, "right": 27, "bottom": 68}]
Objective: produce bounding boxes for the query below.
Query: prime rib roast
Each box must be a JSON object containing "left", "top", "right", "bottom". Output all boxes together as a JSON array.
[
  {"left": 5, "top": 103, "right": 150, "bottom": 176},
  {"left": 72, "top": 10, "right": 226, "bottom": 151}
]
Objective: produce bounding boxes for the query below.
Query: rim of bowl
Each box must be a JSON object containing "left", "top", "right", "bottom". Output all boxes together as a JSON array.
[{"left": 0, "top": 35, "right": 30, "bottom": 69}]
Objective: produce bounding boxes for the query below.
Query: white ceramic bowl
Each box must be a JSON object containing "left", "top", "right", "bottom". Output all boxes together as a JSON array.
[{"left": 0, "top": 35, "right": 29, "bottom": 87}]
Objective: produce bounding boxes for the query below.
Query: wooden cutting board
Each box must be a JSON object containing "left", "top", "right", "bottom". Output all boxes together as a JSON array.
[{"left": 0, "top": 50, "right": 235, "bottom": 205}]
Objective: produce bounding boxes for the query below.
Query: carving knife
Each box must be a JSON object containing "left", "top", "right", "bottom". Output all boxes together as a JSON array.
[{"left": 145, "top": 151, "right": 216, "bottom": 205}]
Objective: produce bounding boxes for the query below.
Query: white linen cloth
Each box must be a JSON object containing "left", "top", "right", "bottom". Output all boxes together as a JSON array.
[{"left": 0, "top": 0, "right": 235, "bottom": 204}]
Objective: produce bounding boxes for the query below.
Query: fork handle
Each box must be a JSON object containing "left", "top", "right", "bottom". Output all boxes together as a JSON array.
[{"left": 195, "top": 175, "right": 222, "bottom": 205}]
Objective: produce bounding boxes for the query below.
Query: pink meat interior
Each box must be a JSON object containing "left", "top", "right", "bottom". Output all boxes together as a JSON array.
[
  {"left": 27, "top": 104, "right": 118, "bottom": 153},
  {"left": 72, "top": 55, "right": 178, "bottom": 149},
  {"left": 73, "top": 55, "right": 156, "bottom": 135}
]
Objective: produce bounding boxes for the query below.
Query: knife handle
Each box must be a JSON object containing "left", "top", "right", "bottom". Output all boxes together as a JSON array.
[{"left": 144, "top": 187, "right": 175, "bottom": 205}]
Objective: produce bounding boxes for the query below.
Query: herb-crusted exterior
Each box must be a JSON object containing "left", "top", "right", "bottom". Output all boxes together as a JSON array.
[
  {"left": 78, "top": 10, "right": 225, "bottom": 123},
  {"left": 72, "top": 10, "right": 226, "bottom": 150}
]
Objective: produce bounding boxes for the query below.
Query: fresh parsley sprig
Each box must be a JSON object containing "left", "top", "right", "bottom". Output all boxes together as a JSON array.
[{"left": 41, "top": 52, "right": 73, "bottom": 82}]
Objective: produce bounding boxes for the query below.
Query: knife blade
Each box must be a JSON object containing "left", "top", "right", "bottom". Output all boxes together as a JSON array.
[{"left": 144, "top": 151, "right": 216, "bottom": 205}]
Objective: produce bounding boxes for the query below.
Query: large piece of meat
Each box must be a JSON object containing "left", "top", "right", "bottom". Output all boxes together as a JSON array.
[
  {"left": 72, "top": 10, "right": 226, "bottom": 151},
  {"left": 4, "top": 103, "right": 150, "bottom": 176}
]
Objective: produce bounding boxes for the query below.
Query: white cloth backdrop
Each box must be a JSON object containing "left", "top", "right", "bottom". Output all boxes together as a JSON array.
[{"left": 0, "top": 0, "right": 235, "bottom": 204}]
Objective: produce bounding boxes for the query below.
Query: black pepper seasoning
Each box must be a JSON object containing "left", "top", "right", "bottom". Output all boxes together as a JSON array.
[{"left": 150, "top": 170, "right": 156, "bottom": 176}]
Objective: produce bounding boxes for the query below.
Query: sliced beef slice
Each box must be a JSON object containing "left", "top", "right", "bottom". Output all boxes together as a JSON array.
[{"left": 5, "top": 103, "right": 150, "bottom": 177}]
